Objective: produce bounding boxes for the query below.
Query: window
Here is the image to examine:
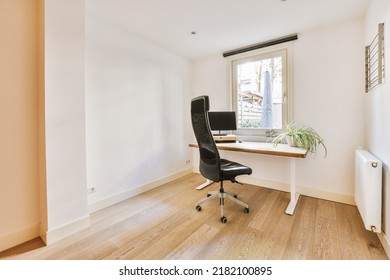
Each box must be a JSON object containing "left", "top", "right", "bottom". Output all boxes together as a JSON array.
[{"left": 231, "top": 47, "right": 291, "bottom": 136}]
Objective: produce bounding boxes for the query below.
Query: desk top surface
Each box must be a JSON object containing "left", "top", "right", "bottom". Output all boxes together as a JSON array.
[{"left": 189, "top": 141, "right": 307, "bottom": 158}]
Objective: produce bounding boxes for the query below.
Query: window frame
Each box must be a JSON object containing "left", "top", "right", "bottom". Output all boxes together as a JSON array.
[{"left": 229, "top": 43, "right": 293, "bottom": 140}]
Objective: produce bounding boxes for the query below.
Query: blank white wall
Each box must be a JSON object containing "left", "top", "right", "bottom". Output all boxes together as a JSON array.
[
  {"left": 44, "top": 0, "right": 89, "bottom": 242},
  {"left": 192, "top": 18, "right": 365, "bottom": 199},
  {"left": 193, "top": 55, "right": 230, "bottom": 110},
  {"left": 85, "top": 15, "right": 193, "bottom": 207}
]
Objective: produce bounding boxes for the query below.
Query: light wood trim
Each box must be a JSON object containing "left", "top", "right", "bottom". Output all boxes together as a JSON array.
[
  {"left": 0, "top": 224, "right": 40, "bottom": 253},
  {"left": 189, "top": 141, "right": 307, "bottom": 158}
]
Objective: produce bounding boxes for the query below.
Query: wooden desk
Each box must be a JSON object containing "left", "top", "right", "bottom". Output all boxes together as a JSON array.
[{"left": 189, "top": 141, "right": 308, "bottom": 215}]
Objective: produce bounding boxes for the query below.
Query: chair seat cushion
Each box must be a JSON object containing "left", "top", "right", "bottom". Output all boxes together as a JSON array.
[{"left": 220, "top": 159, "right": 252, "bottom": 180}]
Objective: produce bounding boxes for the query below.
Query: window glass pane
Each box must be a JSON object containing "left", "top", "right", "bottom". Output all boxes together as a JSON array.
[{"left": 236, "top": 55, "right": 283, "bottom": 130}]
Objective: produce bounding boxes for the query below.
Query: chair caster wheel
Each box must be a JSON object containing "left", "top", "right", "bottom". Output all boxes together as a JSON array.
[
  {"left": 234, "top": 194, "right": 238, "bottom": 198},
  {"left": 221, "top": 216, "right": 227, "bottom": 223},
  {"left": 244, "top": 207, "right": 249, "bottom": 213},
  {"left": 196, "top": 205, "right": 202, "bottom": 211},
  {"left": 207, "top": 194, "right": 211, "bottom": 197}
]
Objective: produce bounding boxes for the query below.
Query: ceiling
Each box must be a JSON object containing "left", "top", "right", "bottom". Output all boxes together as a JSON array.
[{"left": 86, "top": 0, "right": 371, "bottom": 60}]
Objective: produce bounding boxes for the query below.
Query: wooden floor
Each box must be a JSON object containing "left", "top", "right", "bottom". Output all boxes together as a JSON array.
[{"left": 0, "top": 173, "right": 388, "bottom": 260}]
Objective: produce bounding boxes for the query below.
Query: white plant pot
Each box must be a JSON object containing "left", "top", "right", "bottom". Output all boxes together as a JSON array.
[{"left": 286, "top": 135, "right": 297, "bottom": 147}]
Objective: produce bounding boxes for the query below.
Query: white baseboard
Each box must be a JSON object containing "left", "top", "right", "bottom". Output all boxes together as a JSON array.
[
  {"left": 193, "top": 169, "right": 355, "bottom": 205},
  {"left": 235, "top": 176, "right": 355, "bottom": 205},
  {"left": 88, "top": 168, "right": 193, "bottom": 214},
  {"left": 42, "top": 215, "right": 90, "bottom": 245},
  {"left": 378, "top": 231, "right": 390, "bottom": 258},
  {"left": 0, "top": 224, "right": 40, "bottom": 252}
]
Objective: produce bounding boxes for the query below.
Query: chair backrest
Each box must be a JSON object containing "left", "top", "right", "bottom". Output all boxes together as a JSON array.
[{"left": 191, "top": 96, "right": 221, "bottom": 182}]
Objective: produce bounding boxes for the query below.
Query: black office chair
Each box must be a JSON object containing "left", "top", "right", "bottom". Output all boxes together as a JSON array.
[{"left": 191, "top": 95, "right": 252, "bottom": 223}]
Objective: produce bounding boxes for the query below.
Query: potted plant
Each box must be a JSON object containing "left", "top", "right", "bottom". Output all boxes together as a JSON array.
[{"left": 272, "top": 121, "right": 327, "bottom": 157}]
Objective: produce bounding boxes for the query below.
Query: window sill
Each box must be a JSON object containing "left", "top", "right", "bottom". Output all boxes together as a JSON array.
[{"left": 235, "top": 134, "right": 274, "bottom": 143}]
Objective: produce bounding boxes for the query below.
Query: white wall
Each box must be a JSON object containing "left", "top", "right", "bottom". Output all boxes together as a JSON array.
[
  {"left": 43, "top": 0, "right": 90, "bottom": 243},
  {"left": 364, "top": 0, "right": 390, "bottom": 254},
  {"left": 193, "top": 56, "right": 231, "bottom": 110},
  {"left": 85, "top": 15, "right": 193, "bottom": 211},
  {"left": 293, "top": 19, "right": 365, "bottom": 197},
  {"left": 193, "top": 18, "right": 365, "bottom": 203}
]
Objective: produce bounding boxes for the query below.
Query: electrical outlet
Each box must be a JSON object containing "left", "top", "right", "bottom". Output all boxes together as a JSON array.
[
  {"left": 185, "top": 159, "right": 191, "bottom": 165},
  {"left": 87, "top": 186, "right": 96, "bottom": 194}
]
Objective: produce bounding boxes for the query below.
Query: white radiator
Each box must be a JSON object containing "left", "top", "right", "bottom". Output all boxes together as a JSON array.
[{"left": 355, "top": 149, "right": 382, "bottom": 232}]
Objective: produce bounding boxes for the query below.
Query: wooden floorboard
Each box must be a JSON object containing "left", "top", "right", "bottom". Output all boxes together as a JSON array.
[
  {"left": 0, "top": 173, "right": 388, "bottom": 260},
  {"left": 282, "top": 195, "right": 317, "bottom": 259}
]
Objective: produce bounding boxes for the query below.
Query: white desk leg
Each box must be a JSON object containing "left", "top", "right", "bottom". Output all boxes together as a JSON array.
[
  {"left": 196, "top": 179, "right": 213, "bottom": 190},
  {"left": 285, "top": 158, "right": 300, "bottom": 215}
]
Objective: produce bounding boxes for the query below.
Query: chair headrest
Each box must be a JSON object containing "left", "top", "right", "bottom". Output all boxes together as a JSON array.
[{"left": 191, "top": 95, "right": 209, "bottom": 113}]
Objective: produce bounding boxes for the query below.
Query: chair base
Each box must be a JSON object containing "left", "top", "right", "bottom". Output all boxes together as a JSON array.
[{"left": 195, "top": 184, "right": 249, "bottom": 223}]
